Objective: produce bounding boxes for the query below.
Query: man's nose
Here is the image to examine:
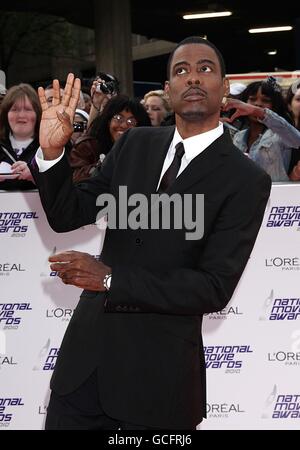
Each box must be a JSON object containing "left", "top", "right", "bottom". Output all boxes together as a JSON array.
[{"left": 187, "top": 77, "right": 201, "bottom": 86}]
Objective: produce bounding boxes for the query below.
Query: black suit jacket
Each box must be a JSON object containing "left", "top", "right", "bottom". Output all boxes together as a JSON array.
[{"left": 33, "top": 126, "right": 271, "bottom": 429}]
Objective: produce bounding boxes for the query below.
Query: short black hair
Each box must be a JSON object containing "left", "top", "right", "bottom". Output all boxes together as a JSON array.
[{"left": 167, "top": 36, "right": 226, "bottom": 79}]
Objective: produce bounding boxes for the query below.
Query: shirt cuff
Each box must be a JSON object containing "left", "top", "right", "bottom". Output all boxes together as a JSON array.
[
  {"left": 257, "top": 108, "right": 269, "bottom": 124},
  {"left": 35, "top": 147, "right": 65, "bottom": 172}
]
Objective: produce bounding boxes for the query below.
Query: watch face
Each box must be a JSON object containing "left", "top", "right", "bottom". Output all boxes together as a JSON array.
[{"left": 104, "top": 274, "right": 112, "bottom": 290}]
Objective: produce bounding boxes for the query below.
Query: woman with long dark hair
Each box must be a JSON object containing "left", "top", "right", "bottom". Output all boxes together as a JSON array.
[
  {"left": 222, "top": 78, "right": 300, "bottom": 181},
  {"left": 69, "top": 95, "right": 151, "bottom": 183}
]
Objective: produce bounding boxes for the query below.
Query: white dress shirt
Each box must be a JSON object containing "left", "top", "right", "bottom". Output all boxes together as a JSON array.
[
  {"left": 36, "top": 123, "right": 224, "bottom": 180},
  {"left": 156, "top": 123, "right": 224, "bottom": 188}
]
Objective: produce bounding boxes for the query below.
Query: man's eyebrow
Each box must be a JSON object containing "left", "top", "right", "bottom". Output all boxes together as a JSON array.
[
  {"left": 172, "top": 58, "right": 217, "bottom": 70},
  {"left": 197, "top": 58, "right": 216, "bottom": 66},
  {"left": 172, "top": 60, "right": 189, "bottom": 70}
]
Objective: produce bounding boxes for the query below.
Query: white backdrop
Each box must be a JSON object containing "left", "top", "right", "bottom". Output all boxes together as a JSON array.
[{"left": 0, "top": 185, "right": 299, "bottom": 430}]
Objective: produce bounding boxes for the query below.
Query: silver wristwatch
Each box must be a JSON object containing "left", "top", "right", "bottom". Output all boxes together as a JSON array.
[{"left": 103, "top": 273, "right": 112, "bottom": 290}]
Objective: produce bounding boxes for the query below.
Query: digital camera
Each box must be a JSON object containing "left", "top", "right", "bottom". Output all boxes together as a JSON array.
[
  {"left": 95, "top": 72, "right": 119, "bottom": 95},
  {"left": 96, "top": 80, "right": 116, "bottom": 95},
  {"left": 73, "top": 122, "right": 86, "bottom": 133}
]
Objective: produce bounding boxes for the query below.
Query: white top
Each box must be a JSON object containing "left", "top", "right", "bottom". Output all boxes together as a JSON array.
[
  {"left": 9, "top": 133, "right": 33, "bottom": 156},
  {"left": 10, "top": 133, "right": 34, "bottom": 156}
]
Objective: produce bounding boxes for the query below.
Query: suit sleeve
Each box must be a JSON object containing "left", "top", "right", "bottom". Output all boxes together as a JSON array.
[
  {"left": 106, "top": 172, "right": 271, "bottom": 315},
  {"left": 30, "top": 132, "right": 129, "bottom": 232}
]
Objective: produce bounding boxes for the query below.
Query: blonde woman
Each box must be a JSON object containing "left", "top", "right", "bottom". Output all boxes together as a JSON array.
[{"left": 143, "top": 90, "right": 172, "bottom": 126}]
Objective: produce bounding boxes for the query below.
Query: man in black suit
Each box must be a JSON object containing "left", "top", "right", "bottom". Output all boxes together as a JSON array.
[{"left": 33, "top": 37, "right": 271, "bottom": 430}]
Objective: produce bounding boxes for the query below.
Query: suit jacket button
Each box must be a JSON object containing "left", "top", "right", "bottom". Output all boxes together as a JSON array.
[{"left": 135, "top": 238, "right": 142, "bottom": 245}]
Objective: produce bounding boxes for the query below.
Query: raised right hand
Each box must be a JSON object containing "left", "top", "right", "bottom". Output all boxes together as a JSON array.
[{"left": 38, "top": 73, "right": 81, "bottom": 159}]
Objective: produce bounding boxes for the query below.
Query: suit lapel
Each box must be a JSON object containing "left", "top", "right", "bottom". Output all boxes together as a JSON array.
[
  {"left": 139, "top": 127, "right": 233, "bottom": 195},
  {"left": 168, "top": 131, "right": 232, "bottom": 194},
  {"left": 143, "top": 126, "right": 175, "bottom": 195}
]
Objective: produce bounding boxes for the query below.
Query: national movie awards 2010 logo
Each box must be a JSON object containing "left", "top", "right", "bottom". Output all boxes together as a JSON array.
[
  {"left": 0, "top": 210, "right": 39, "bottom": 237},
  {"left": 33, "top": 339, "right": 59, "bottom": 371},
  {"left": 259, "top": 290, "right": 300, "bottom": 321},
  {"left": 204, "top": 344, "right": 254, "bottom": 373},
  {"left": 266, "top": 205, "right": 300, "bottom": 229},
  {"left": 0, "top": 397, "right": 24, "bottom": 427},
  {"left": 0, "top": 302, "right": 32, "bottom": 330},
  {"left": 261, "top": 385, "right": 300, "bottom": 420}
]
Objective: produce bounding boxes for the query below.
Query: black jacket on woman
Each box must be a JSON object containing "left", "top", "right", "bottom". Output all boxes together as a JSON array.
[{"left": 0, "top": 137, "right": 38, "bottom": 190}]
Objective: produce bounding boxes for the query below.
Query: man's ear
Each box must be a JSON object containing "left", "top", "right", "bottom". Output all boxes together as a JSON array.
[
  {"left": 164, "top": 80, "right": 170, "bottom": 94},
  {"left": 223, "top": 78, "right": 230, "bottom": 98}
]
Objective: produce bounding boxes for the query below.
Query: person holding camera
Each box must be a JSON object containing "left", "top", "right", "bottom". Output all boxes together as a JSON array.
[
  {"left": 69, "top": 94, "right": 151, "bottom": 183},
  {"left": 71, "top": 109, "right": 89, "bottom": 144},
  {"left": 87, "top": 73, "right": 120, "bottom": 129}
]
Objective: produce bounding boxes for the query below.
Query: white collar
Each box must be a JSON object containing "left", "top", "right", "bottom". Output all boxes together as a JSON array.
[
  {"left": 172, "top": 122, "right": 224, "bottom": 161},
  {"left": 9, "top": 133, "right": 34, "bottom": 155}
]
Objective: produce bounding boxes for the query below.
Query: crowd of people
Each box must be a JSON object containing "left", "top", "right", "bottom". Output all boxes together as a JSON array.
[{"left": 1, "top": 67, "right": 300, "bottom": 190}]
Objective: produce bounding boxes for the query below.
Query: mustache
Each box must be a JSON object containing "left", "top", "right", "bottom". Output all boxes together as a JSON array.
[{"left": 183, "top": 86, "right": 207, "bottom": 98}]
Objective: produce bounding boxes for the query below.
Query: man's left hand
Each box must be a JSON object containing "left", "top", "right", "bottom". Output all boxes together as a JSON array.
[{"left": 49, "top": 250, "right": 111, "bottom": 291}]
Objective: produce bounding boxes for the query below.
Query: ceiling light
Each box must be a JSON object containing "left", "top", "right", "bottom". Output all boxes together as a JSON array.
[
  {"left": 248, "top": 26, "right": 293, "bottom": 33},
  {"left": 183, "top": 11, "right": 232, "bottom": 20},
  {"left": 267, "top": 50, "right": 277, "bottom": 55}
]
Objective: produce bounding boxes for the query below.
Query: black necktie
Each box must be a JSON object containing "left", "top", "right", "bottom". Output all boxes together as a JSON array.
[{"left": 157, "top": 142, "right": 185, "bottom": 193}]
